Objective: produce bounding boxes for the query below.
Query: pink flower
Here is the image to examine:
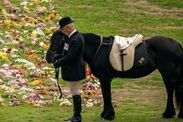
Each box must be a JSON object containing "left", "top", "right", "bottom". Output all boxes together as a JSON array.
[
  {"left": 32, "top": 39, "right": 37, "bottom": 45},
  {"left": 3, "top": 0, "right": 10, "bottom": 4}
]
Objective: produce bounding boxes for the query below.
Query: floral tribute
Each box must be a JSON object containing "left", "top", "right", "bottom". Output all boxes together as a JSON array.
[{"left": 0, "top": 0, "right": 102, "bottom": 107}]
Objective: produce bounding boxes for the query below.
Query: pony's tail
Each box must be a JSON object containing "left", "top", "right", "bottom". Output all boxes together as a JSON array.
[{"left": 175, "top": 43, "right": 183, "bottom": 109}]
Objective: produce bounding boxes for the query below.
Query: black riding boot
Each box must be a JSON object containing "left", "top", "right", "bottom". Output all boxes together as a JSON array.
[{"left": 64, "top": 95, "right": 82, "bottom": 122}]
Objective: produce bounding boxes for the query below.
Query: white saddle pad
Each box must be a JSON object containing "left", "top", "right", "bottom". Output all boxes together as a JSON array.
[
  {"left": 110, "top": 34, "right": 143, "bottom": 71},
  {"left": 114, "top": 34, "right": 140, "bottom": 50}
]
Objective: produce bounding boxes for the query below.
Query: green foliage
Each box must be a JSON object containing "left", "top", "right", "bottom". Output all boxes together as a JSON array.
[
  {"left": 57, "top": 0, "right": 183, "bottom": 42},
  {"left": 148, "top": 0, "right": 183, "bottom": 8}
]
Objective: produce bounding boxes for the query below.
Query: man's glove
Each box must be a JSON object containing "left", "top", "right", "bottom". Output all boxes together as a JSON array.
[
  {"left": 53, "top": 60, "right": 61, "bottom": 69},
  {"left": 53, "top": 54, "right": 62, "bottom": 62}
]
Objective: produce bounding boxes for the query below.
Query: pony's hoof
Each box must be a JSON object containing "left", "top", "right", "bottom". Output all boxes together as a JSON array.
[
  {"left": 101, "top": 112, "right": 115, "bottom": 120},
  {"left": 162, "top": 111, "right": 175, "bottom": 118},
  {"left": 100, "top": 111, "right": 104, "bottom": 118},
  {"left": 103, "top": 115, "right": 115, "bottom": 120},
  {"left": 178, "top": 113, "right": 183, "bottom": 119}
]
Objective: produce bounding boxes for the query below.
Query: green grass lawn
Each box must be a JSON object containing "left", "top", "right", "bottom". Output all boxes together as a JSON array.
[{"left": 0, "top": 0, "right": 183, "bottom": 122}]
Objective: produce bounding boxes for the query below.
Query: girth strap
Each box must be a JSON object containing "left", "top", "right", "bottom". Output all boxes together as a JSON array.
[
  {"left": 120, "top": 49, "right": 127, "bottom": 72},
  {"left": 92, "top": 36, "right": 103, "bottom": 60}
]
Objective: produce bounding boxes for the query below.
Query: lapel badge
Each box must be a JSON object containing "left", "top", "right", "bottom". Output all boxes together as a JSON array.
[
  {"left": 63, "top": 43, "right": 69, "bottom": 51},
  {"left": 139, "top": 57, "right": 145, "bottom": 64}
]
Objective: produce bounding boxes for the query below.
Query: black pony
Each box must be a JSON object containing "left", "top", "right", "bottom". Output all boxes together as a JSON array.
[{"left": 46, "top": 30, "right": 183, "bottom": 120}]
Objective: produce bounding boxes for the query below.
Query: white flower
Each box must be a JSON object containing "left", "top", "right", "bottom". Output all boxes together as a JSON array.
[
  {"left": 59, "top": 99, "right": 72, "bottom": 106},
  {"left": 0, "top": 79, "right": 3, "bottom": 84},
  {"left": 32, "top": 29, "right": 45, "bottom": 36},
  {"left": 39, "top": 42, "right": 45, "bottom": 47},
  {"left": 15, "top": 58, "right": 36, "bottom": 70},
  {"left": 86, "top": 101, "right": 94, "bottom": 107},
  {"left": 0, "top": 85, "right": 9, "bottom": 90},
  {"left": 48, "top": 78, "right": 57, "bottom": 83},
  {"left": 0, "top": 97, "right": 4, "bottom": 106},
  {"left": 0, "top": 38, "right": 5, "bottom": 44},
  {"left": 42, "top": 66, "right": 52, "bottom": 70},
  {"left": 5, "top": 34, "right": 12, "bottom": 39},
  {"left": 11, "top": 54, "right": 19, "bottom": 58},
  {"left": 20, "top": 1, "right": 29, "bottom": 6},
  {"left": 24, "top": 23, "right": 35, "bottom": 27},
  {"left": 40, "top": 0, "right": 52, "bottom": 2}
]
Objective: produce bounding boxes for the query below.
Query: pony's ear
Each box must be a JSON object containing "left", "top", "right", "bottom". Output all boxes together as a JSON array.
[
  {"left": 50, "top": 32, "right": 56, "bottom": 43},
  {"left": 50, "top": 30, "right": 62, "bottom": 43}
]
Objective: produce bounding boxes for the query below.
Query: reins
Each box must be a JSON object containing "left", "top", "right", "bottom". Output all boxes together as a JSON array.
[{"left": 55, "top": 68, "right": 62, "bottom": 99}]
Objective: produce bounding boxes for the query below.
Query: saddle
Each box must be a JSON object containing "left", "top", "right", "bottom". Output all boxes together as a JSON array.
[{"left": 109, "top": 34, "right": 143, "bottom": 72}]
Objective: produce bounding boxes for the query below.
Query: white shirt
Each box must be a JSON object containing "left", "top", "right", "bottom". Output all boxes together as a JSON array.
[{"left": 68, "top": 29, "right": 77, "bottom": 38}]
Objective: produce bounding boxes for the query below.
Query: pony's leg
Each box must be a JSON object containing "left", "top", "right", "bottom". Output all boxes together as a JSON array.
[
  {"left": 176, "top": 86, "right": 183, "bottom": 118},
  {"left": 178, "top": 91, "right": 183, "bottom": 118},
  {"left": 100, "top": 77, "right": 115, "bottom": 120},
  {"left": 161, "top": 75, "right": 176, "bottom": 118},
  {"left": 177, "top": 67, "right": 183, "bottom": 118},
  {"left": 163, "top": 86, "right": 175, "bottom": 118}
]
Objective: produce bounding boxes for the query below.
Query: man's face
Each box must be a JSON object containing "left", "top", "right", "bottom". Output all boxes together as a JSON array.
[{"left": 60, "top": 25, "right": 70, "bottom": 36}]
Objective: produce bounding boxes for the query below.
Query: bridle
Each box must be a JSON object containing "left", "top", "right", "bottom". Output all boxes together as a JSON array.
[{"left": 47, "top": 31, "right": 65, "bottom": 99}]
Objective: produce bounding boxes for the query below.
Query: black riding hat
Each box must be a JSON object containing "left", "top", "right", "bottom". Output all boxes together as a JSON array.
[{"left": 59, "top": 16, "right": 74, "bottom": 29}]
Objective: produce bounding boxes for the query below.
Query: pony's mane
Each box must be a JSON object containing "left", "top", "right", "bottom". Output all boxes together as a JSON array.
[
  {"left": 81, "top": 33, "right": 101, "bottom": 44},
  {"left": 81, "top": 32, "right": 114, "bottom": 43}
]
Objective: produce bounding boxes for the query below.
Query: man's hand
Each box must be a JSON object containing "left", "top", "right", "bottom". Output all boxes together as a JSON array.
[
  {"left": 53, "top": 60, "right": 61, "bottom": 68},
  {"left": 53, "top": 54, "right": 62, "bottom": 62}
]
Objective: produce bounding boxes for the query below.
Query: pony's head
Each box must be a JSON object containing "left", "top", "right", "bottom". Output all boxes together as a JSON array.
[{"left": 45, "top": 30, "right": 65, "bottom": 63}]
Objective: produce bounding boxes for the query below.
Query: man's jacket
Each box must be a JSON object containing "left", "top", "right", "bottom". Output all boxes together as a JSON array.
[{"left": 55, "top": 31, "right": 86, "bottom": 81}]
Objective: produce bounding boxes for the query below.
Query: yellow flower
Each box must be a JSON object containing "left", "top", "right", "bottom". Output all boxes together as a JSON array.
[
  {"left": 28, "top": 2, "right": 34, "bottom": 6},
  {"left": 14, "top": 65, "right": 29, "bottom": 76},
  {"left": 22, "top": 6, "right": 30, "bottom": 13},
  {"left": 31, "top": 33, "right": 37, "bottom": 38},
  {"left": 0, "top": 97, "right": 4, "bottom": 107},
  {"left": 46, "top": 11, "right": 59, "bottom": 21},
  {"left": 30, "top": 79, "right": 44, "bottom": 86},
  {"left": 36, "top": 89, "right": 48, "bottom": 95},
  {"left": 43, "top": 43, "right": 50, "bottom": 49},
  {"left": 0, "top": 51, "right": 11, "bottom": 63},
  {"left": 44, "top": 27, "right": 52, "bottom": 33},
  {"left": 28, "top": 53, "right": 36, "bottom": 61},
  {"left": 26, "top": 17, "right": 37, "bottom": 24},
  {"left": 30, "top": 101, "right": 37, "bottom": 106},
  {"left": 13, "top": 23, "right": 23, "bottom": 29},
  {"left": 4, "top": 19, "right": 12, "bottom": 27},
  {"left": 31, "top": 0, "right": 38, "bottom": 3},
  {"left": 50, "top": 26, "right": 57, "bottom": 31}
]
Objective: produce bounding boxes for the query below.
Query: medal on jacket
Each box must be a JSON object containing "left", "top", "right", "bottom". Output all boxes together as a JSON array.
[{"left": 63, "top": 43, "right": 69, "bottom": 51}]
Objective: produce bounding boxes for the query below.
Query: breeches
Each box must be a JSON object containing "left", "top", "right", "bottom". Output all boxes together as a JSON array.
[{"left": 68, "top": 81, "right": 80, "bottom": 96}]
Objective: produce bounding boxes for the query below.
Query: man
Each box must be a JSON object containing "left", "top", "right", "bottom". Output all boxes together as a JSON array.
[{"left": 53, "top": 16, "right": 85, "bottom": 122}]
